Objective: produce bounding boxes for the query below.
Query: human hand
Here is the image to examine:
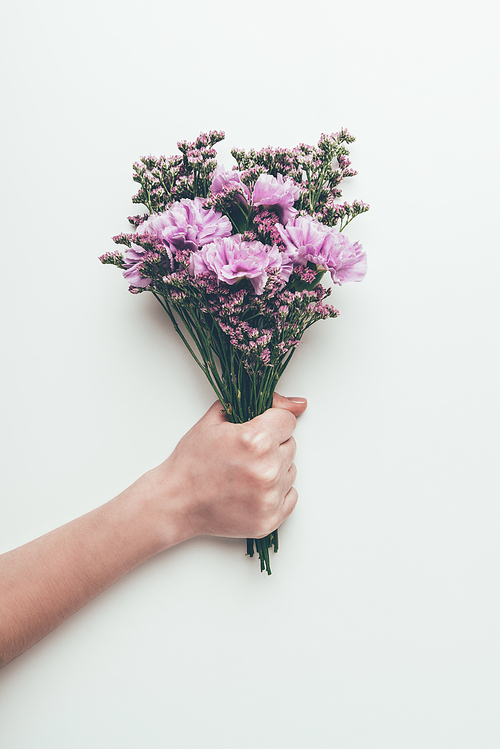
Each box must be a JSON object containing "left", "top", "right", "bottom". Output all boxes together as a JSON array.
[
  {"left": 0, "top": 395, "right": 307, "bottom": 666},
  {"left": 147, "top": 394, "right": 307, "bottom": 543}
]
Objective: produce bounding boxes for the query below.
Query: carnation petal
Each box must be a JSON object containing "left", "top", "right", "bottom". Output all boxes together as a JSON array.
[
  {"left": 122, "top": 242, "right": 152, "bottom": 287},
  {"left": 333, "top": 242, "right": 367, "bottom": 284},
  {"left": 137, "top": 198, "right": 232, "bottom": 253},
  {"left": 189, "top": 236, "right": 282, "bottom": 295},
  {"left": 210, "top": 165, "right": 251, "bottom": 203},
  {"left": 252, "top": 173, "right": 300, "bottom": 225}
]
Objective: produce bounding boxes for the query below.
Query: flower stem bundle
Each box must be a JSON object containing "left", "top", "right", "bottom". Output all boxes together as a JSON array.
[{"left": 101, "top": 130, "right": 368, "bottom": 574}]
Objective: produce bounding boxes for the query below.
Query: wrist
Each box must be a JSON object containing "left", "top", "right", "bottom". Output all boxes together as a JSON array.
[{"left": 123, "top": 464, "right": 198, "bottom": 553}]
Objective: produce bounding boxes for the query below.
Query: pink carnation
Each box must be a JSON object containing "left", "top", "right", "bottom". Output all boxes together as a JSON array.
[
  {"left": 277, "top": 215, "right": 367, "bottom": 284},
  {"left": 190, "top": 236, "right": 283, "bottom": 295},
  {"left": 252, "top": 173, "right": 300, "bottom": 225},
  {"left": 210, "top": 165, "right": 251, "bottom": 203},
  {"left": 137, "top": 197, "right": 232, "bottom": 252},
  {"left": 331, "top": 240, "right": 367, "bottom": 284},
  {"left": 122, "top": 243, "right": 151, "bottom": 288}
]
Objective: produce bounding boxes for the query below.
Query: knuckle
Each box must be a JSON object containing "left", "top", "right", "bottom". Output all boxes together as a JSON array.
[
  {"left": 257, "top": 461, "right": 280, "bottom": 487},
  {"left": 249, "top": 490, "right": 281, "bottom": 538},
  {"left": 241, "top": 427, "right": 273, "bottom": 458},
  {"left": 260, "top": 488, "right": 280, "bottom": 513}
]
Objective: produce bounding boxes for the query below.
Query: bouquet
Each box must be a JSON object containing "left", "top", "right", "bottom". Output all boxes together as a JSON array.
[{"left": 101, "top": 129, "right": 368, "bottom": 573}]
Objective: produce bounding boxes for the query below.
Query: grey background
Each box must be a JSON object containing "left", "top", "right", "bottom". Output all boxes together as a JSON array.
[{"left": 1, "top": 0, "right": 499, "bottom": 746}]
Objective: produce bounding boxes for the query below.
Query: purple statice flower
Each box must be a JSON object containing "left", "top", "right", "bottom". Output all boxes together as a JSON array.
[
  {"left": 122, "top": 243, "right": 152, "bottom": 288},
  {"left": 210, "top": 165, "right": 251, "bottom": 203},
  {"left": 293, "top": 263, "right": 318, "bottom": 286},
  {"left": 252, "top": 209, "right": 286, "bottom": 248},
  {"left": 137, "top": 197, "right": 232, "bottom": 253},
  {"left": 189, "top": 236, "right": 283, "bottom": 295},
  {"left": 277, "top": 215, "right": 367, "bottom": 284},
  {"left": 252, "top": 173, "right": 300, "bottom": 225}
]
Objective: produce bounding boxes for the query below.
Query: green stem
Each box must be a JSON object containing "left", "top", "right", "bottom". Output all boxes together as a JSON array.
[
  {"left": 154, "top": 290, "right": 286, "bottom": 573},
  {"left": 153, "top": 293, "right": 205, "bottom": 372},
  {"left": 310, "top": 161, "right": 329, "bottom": 212}
]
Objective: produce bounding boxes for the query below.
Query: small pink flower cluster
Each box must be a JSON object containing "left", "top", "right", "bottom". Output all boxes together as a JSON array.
[{"left": 159, "top": 269, "right": 337, "bottom": 376}]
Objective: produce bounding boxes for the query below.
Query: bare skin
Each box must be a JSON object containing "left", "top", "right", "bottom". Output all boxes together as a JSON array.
[{"left": 0, "top": 394, "right": 307, "bottom": 668}]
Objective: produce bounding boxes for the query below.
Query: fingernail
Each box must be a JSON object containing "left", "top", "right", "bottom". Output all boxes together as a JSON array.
[{"left": 286, "top": 397, "right": 307, "bottom": 404}]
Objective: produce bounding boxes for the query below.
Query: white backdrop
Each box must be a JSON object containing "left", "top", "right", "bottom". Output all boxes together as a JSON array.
[{"left": 1, "top": 0, "right": 499, "bottom": 746}]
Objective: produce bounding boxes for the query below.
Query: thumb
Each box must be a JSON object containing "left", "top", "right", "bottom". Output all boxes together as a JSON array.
[{"left": 272, "top": 392, "right": 308, "bottom": 417}]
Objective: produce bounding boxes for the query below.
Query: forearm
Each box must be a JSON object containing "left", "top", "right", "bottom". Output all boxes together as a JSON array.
[{"left": 0, "top": 469, "right": 192, "bottom": 668}]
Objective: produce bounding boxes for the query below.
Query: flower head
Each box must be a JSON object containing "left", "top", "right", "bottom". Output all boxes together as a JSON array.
[
  {"left": 122, "top": 243, "right": 152, "bottom": 288},
  {"left": 137, "top": 197, "right": 232, "bottom": 252},
  {"left": 331, "top": 240, "right": 367, "bottom": 284},
  {"left": 190, "top": 236, "right": 283, "bottom": 295},
  {"left": 252, "top": 173, "right": 300, "bottom": 225},
  {"left": 210, "top": 165, "right": 251, "bottom": 203},
  {"left": 278, "top": 215, "right": 367, "bottom": 284}
]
